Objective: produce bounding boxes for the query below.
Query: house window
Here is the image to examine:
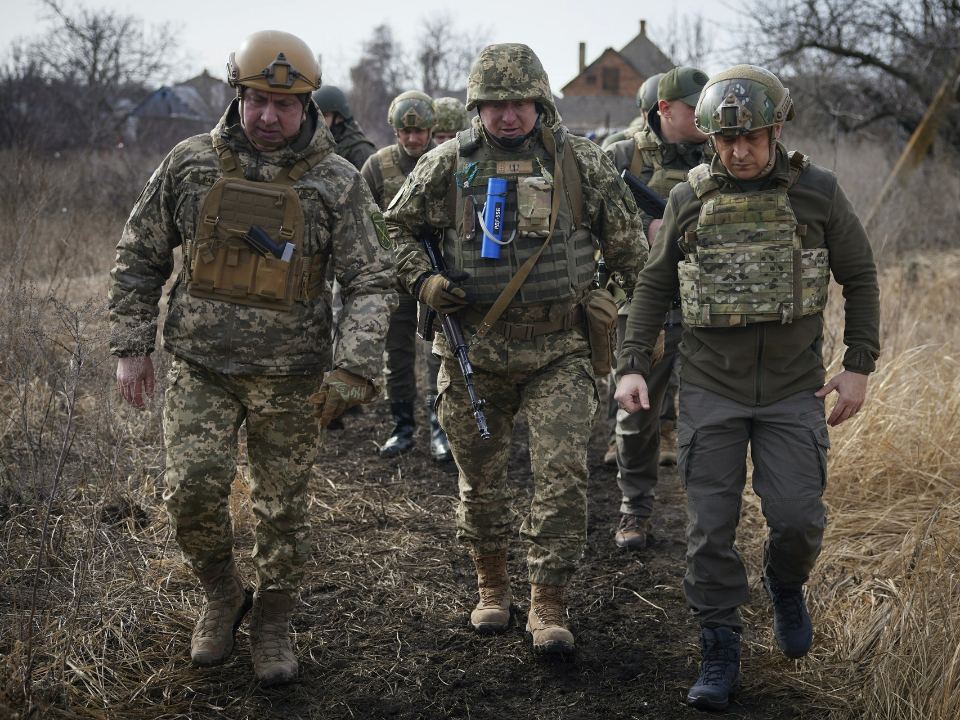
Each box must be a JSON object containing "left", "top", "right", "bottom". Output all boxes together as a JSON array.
[
  {"left": 602, "top": 67, "right": 619, "bottom": 91},
  {"left": 586, "top": 74, "right": 597, "bottom": 84}
]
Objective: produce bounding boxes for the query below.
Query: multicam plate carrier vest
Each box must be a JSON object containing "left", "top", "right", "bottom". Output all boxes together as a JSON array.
[
  {"left": 378, "top": 145, "right": 407, "bottom": 208},
  {"left": 186, "top": 137, "right": 328, "bottom": 312},
  {"left": 679, "top": 151, "right": 830, "bottom": 327},
  {"left": 442, "top": 126, "right": 594, "bottom": 305},
  {"left": 629, "top": 126, "right": 689, "bottom": 200}
]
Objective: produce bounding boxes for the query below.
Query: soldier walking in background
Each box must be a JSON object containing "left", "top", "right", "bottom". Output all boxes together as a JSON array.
[
  {"left": 386, "top": 43, "right": 645, "bottom": 655},
  {"left": 432, "top": 96, "right": 471, "bottom": 145},
  {"left": 600, "top": 72, "right": 663, "bottom": 150},
  {"left": 603, "top": 66, "right": 710, "bottom": 551},
  {"left": 312, "top": 84, "right": 376, "bottom": 171},
  {"left": 615, "top": 65, "right": 880, "bottom": 710},
  {"left": 109, "top": 31, "right": 396, "bottom": 686},
  {"left": 362, "top": 91, "right": 452, "bottom": 461}
]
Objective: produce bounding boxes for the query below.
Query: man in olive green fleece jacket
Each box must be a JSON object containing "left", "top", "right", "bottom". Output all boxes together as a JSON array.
[{"left": 615, "top": 65, "right": 880, "bottom": 712}]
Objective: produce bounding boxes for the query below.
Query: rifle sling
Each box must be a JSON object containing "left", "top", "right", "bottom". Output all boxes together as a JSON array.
[{"left": 473, "top": 128, "right": 564, "bottom": 341}]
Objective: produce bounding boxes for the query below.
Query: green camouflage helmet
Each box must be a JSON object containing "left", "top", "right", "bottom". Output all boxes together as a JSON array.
[
  {"left": 695, "top": 64, "right": 795, "bottom": 136},
  {"left": 312, "top": 85, "right": 353, "bottom": 120},
  {"left": 638, "top": 73, "right": 664, "bottom": 112},
  {"left": 388, "top": 91, "right": 436, "bottom": 129},
  {"left": 433, "top": 97, "right": 470, "bottom": 133},
  {"left": 465, "top": 43, "right": 559, "bottom": 127}
]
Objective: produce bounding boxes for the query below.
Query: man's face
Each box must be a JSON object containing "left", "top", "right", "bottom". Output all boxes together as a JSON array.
[
  {"left": 432, "top": 130, "right": 457, "bottom": 145},
  {"left": 714, "top": 125, "right": 781, "bottom": 180},
  {"left": 396, "top": 127, "right": 432, "bottom": 155},
  {"left": 322, "top": 112, "right": 337, "bottom": 128},
  {"left": 478, "top": 100, "right": 539, "bottom": 140},
  {"left": 659, "top": 99, "right": 707, "bottom": 144},
  {"left": 240, "top": 89, "right": 306, "bottom": 151}
]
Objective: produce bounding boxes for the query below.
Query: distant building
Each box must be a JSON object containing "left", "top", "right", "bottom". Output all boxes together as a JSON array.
[
  {"left": 556, "top": 21, "right": 674, "bottom": 135},
  {"left": 124, "top": 70, "right": 232, "bottom": 151}
]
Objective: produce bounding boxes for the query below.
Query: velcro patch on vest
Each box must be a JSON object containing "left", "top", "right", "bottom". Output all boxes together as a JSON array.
[
  {"left": 496, "top": 160, "right": 534, "bottom": 175},
  {"left": 372, "top": 211, "right": 391, "bottom": 250}
]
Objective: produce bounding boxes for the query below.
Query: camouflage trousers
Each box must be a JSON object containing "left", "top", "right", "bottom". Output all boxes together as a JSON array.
[
  {"left": 162, "top": 358, "right": 324, "bottom": 593},
  {"left": 435, "top": 318, "right": 599, "bottom": 588},
  {"left": 384, "top": 294, "right": 441, "bottom": 401}
]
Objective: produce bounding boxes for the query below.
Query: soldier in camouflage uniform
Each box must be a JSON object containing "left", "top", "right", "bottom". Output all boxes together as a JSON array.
[
  {"left": 386, "top": 43, "right": 646, "bottom": 655},
  {"left": 362, "top": 91, "right": 452, "bottom": 461},
  {"left": 604, "top": 66, "right": 710, "bottom": 551},
  {"left": 312, "top": 85, "right": 376, "bottom": 171},
  {"left": 109, "top": 31, "right": 396, "bottom": 686},
  {"left": 615, "top": 65, "right": 880, "bottom": 710},
  {"left": 432, "top": 96, "right": 470, "bottom": 145}
]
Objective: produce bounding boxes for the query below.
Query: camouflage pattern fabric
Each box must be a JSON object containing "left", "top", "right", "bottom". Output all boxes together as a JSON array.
[
  {"left": 465, "top": 43, "right": 560, "bottom": 129},
  {"left": 109, "top": 99, "right": 397, "bottom": 380},
  {"left": 361, "top": 140, "right": 435, "bottom": 210},
  {"left": 696, "top": 65, "right": 794, "bottom": 136},
  {"left": 162, "top": 359, "right": 325, "bottom": 592},
  {"left": 433, "top": 97, "right": 470, "bottom": 134},
  {"left": 433, "top": 316, "right": 597, "bottom": 587}
]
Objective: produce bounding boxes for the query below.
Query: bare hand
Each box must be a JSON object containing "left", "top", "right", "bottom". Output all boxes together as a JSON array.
[
  {"left": 614, "top": 374, "right": 650, "bottom": 413},
  {"left": 647, "top": 218, "right": 662, "bottom": 247},
  {"left": 815, "top": 370, "right": 868, "bottom": 427},
  {"left": 117, "top": 356, "right": 155, "bottom": 410}
]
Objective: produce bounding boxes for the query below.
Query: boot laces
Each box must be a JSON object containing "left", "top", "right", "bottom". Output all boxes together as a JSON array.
[
  {"left": 533, "top": 588, "right": 565, "bottom": 627},
  {"left": 771, "top": 584, "right": 806, "bottom": 630},
  {"left": 255, "top": 616, "right": 291, "bottom": 660},
  {"left": 475, "top": 553, "right": 508, "bottom": 605},
  {"left": 700, "top": 638, "right": 739, "bottom": 685},
  {"left": 197, "top": 576, "right": 242, "bottom": 633}
]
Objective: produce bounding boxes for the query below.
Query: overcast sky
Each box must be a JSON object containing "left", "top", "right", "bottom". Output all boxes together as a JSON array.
[{"left": 2, "top": 0, "right": 748, "bottom": 94}]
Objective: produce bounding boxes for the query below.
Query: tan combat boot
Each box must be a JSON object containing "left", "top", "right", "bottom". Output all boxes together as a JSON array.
[
  {"left": 659, "top": 420, "right": 678, "bottom": 466},
  {"left": 469, "top": 549, "right": 512, "bottom": 633},
  {"left": 249, "top": 591, "right": 298, "bottom": 686},
  {"left": 526, "top": 584, "right": 575, "bottom": 655},
  {"left": 190, "top": 555, "right": 252, "bottom": 667}
]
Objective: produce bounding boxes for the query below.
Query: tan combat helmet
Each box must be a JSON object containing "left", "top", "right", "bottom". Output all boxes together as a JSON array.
[{"left": 227, "top": 30, "right": 321, "bottom": 96}]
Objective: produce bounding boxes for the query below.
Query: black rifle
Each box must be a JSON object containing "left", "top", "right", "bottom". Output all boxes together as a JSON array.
[
  {"left": 417, "top": 234, "right": 490, "bottom": 440},
  {"left": 621, "top": 170, "right": 667, "bottom": 219}
]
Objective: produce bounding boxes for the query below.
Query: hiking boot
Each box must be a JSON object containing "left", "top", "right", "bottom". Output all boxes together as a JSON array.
[
  {"left": 763, "top": 572, "right": 813, "bottom": 658},
  {"left": 426, "top": 395, "right": 452, "bottom": 462},
  {"left": 469, "top": 549, "right": 511, "bottom": 633},
  {"left": 249, "top": 591, "right": 298, "bottom": 686},
  {"left": 686, "top": 626, "right": 741, "bottom": 711},
  {"left": 526, "top": 584, "right": 575, "bottom": 655},
  {"left": 379, "top": 400, "right": 416, "bottom": 457},
  {"left": 614, "top": 514, "right": 650, "bottom": 550},
  {"left": 190, "top": 555, "right": 252, "bottom": 667},
  {"left": 603, "top": 440, "right": 618, "bottom": 465},
  {"left": 659, "top": 420, "right": 677, "bottom": 466}
]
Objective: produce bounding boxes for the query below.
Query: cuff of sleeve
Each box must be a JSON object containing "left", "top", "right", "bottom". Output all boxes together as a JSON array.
[
  {"left": 413, "top": 271, "right": 433, "bottom": 300},
  {"left": 842, "top": 348, "right": 876, "bottom": 375},
  {"left": 616, "top": 349, "right": 651, "bottom": 378}
]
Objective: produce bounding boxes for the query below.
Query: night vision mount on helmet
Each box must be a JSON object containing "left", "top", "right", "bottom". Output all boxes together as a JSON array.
[
  {"left": 695, "top": 65, "right": 794, "bottom": 137},
  {"left": 388, "top": 91, "right": 437, "bottom": 129}
]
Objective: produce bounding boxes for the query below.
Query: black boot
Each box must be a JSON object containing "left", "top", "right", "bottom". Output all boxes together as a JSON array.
[
  {"left": 686, "top": 626, "right": 741, "bottom": 711},
  {"left": 425, "top": 395, "right": 452, "bottom": 462},
  {"left": 764, "top": 571, "right": 813, "bottom": 658},
  {"left": 380, "top": 400, "right": 416, "bottom": 457}
]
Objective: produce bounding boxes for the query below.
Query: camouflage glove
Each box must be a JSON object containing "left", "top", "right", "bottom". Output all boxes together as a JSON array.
[
  {"left": 416, "top": 269, "right": 474, "bottom": 314},
  {"left": 310, "top": 369, "right": 380, "bottom": 426}
]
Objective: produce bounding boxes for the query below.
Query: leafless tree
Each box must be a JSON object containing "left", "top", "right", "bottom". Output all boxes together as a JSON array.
[
  {"left": 661, "top": 11, "right": 719, "bottom": 72},
  {"left": 746, "top": 0, "right": 960, "bottom": 147},
  {"left": 0, "top": 0, "right": 177, "bottom": 150},
  {"left": 416, "top": 15, "right": 488, "bottom": 97},
  {"left": 349, "top": 24, "right": 411, "bottom": 147}
]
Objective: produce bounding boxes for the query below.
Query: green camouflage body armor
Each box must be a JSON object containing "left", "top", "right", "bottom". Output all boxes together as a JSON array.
[
  {"left": 186, "top": 138, "right": 327, "bottom": 311},
  {"left": 629, "top": 126, "right": 689, "bottom": 200},
  {"left": 441, "top": 126, "right": 594, "bottom": 305},
  {"left": 378, "top": 145, "right": 407, "bottom": 208},
  {"left": 679, "top": 152, "right": 830, "bottom": 327}
]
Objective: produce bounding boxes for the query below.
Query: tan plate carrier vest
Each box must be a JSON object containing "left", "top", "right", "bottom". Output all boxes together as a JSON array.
[
  {"left": 441, "top": 125, "right": 595, "bottom": 307},
  {"left": 378, "top": 145, "right": 407, "bottom": 208},
  {"left": 629, "top": 127, "right": 689, "bottom": 201},
  {"left": 186, "top": 138, "right": 328, "bottom": 312},
  {"left": 679, "top": 151, "right": 830, "bottom": 327}
]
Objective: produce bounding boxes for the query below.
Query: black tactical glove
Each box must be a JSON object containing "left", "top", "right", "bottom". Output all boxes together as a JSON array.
[{"left": 416, "top": 269, "right": 474, "bottom": 314}]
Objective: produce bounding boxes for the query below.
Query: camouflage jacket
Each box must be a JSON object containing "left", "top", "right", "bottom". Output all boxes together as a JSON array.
[
  {"left": 361, "top": 140, "right": 435, "bottom": 210},
  {"left": 109, "top": 101, "right": 397, "bottom": 378},
  {"left": 331, "top": 118, "right": 376, "bottom": 171},
  {"left": 385, "top": 116, "right": 646, "bottom": 304},
  {"left": 618, "top": 144, "right": 881, "bottom": 407}
]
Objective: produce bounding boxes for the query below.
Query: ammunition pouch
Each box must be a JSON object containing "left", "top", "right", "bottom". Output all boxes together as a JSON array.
[{"left": 581, "top": 288, "right": 619, "bottom": 375}]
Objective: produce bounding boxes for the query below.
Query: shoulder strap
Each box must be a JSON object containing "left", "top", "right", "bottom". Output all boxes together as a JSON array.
[
  {"left": 786, "top": 150, "right": 809, "bottom": 189},
  {"left": 457, "top": 126, "right": 480, "bottom": 156},
  {"left": 559, "top": 133, "right": 584, "bottom": 229},
  {"left": 212, "top": 134, "right": 245, "bottom": 179},
  {"left": 687, "top": 163, "right": 720, "bottom": 202},
  {"left": 378, "top": 146, "right": 403, "bottom": 179}
]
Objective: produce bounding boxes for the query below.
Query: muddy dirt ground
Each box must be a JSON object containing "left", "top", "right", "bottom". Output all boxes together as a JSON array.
[{"left": 170, "top": 384, "right": 816, "bottom": 720}]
